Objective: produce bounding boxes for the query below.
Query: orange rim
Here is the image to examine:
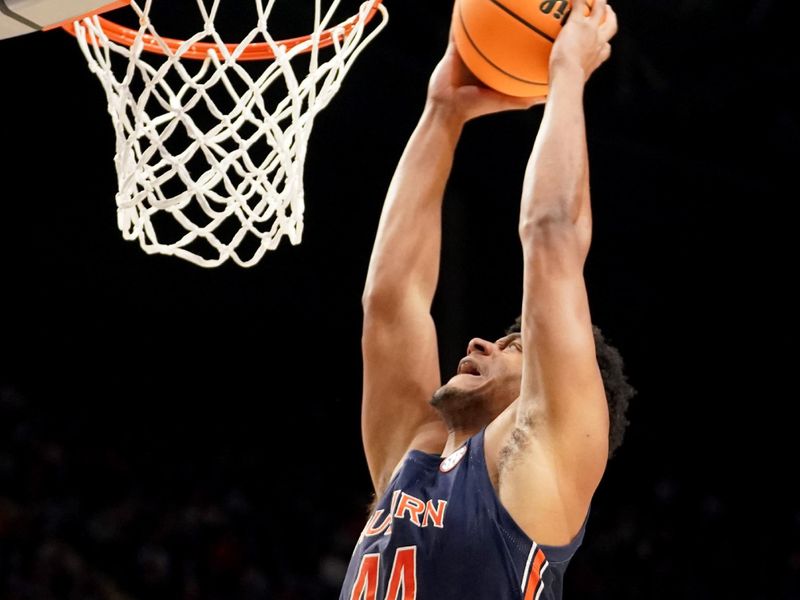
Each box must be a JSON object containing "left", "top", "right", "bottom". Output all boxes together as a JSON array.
[{"left": 62, "top": 1, "right": 384, "bottom": 61}]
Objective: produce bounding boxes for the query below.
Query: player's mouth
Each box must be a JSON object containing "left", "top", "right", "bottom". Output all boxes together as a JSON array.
[{"left": 457, "top": 357, "right": 482, "bottom": 377}]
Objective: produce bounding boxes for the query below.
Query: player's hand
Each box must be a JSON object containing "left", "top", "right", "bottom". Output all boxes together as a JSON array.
[
  {"left": 549, "top": 0, "right": 618, "bottom": 83},
  {"left": 426, "top": 39, "right": 546, "bottom": 123}
]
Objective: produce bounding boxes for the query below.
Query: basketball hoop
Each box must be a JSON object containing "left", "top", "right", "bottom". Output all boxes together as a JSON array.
[{"left": 63, "top": 0, "right": 388, "bottom": 267}]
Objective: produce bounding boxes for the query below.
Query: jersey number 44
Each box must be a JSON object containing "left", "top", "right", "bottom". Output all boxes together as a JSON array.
[{"left": 349, "top": 546, "right": 417, "bottom": 600}]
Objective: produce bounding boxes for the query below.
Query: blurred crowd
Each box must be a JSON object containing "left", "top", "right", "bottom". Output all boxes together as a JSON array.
[{"left": 1, "top": 384, "right": 797, "bottom": 599}]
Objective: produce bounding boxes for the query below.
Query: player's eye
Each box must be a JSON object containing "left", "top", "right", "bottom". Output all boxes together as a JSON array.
[{"left": 499, "top": 337, "right": 522, "bottom": 351}]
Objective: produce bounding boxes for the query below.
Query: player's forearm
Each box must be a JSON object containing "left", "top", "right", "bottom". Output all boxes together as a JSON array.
[
  {"left": 519, "top": 67, "right": 589, "bottom": 234},
  {"left": 362, "top": 104, "right": 463, "bottom": 309}
]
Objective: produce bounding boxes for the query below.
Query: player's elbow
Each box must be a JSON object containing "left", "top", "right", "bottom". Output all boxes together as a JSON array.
[
  {"left": 519, "top": 207, "right": 573, "bottom": 240},
  {"left": 361, "top": 286, "right": 378, "bottom": 310},
  {"left": 361, "top": 287, "right": 405, "bottom": 324},
  {"left": 362, "top": 289, "right": 388, "bottom": 319},
  {"left": 362, "top": 275, "right": 395, "bottom": 311},
  {"left": 520, "top": 222, "right": 588, "bottom": 276},
  {"left": 519, "top": 212, "right": 580, "bottom": 252}
]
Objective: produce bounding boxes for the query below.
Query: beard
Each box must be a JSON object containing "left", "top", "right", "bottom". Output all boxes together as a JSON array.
[{"left": 430, "top": 383, "right": 492, "bottom": 430}]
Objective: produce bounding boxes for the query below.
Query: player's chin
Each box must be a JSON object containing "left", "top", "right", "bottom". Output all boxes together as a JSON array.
[{"left": 431, "top": 377, "right": 487, "bottom": 410}]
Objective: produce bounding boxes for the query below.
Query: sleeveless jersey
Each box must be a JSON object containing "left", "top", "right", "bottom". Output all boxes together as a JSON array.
[{"left": 339, "top": 428, "right": 587, "bottom": 600}]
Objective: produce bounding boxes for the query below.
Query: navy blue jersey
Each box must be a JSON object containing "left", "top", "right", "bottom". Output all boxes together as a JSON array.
[{"left": 340, "top": 428, "right": 587, "bottom": 600}]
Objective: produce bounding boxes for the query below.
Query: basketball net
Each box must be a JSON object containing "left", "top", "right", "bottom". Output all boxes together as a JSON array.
[{"left": 71, "top": 0, "right": 388, "bottom": 267}]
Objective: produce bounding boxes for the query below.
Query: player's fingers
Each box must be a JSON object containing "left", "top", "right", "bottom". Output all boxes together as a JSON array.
[
  {"left": 599, "top": 5, "right": 618, "bottom": 40},
  {"left": 588, "top": 0, "right": 606, "bottom": 23},
  {"left": 572, "top": 0, "right": 589, "bottom": 19}
]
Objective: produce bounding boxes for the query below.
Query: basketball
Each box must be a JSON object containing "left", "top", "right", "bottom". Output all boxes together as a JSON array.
[{"left": 453, "top": 0, "right": 573, "bottom": 97}]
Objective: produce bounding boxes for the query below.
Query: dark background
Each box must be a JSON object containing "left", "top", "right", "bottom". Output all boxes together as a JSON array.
[{"left": 0, "top": 0, "right": 797, "bottom": 598}]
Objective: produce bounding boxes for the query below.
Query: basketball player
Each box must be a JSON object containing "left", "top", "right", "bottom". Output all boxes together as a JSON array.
[{"left": 340, "top": 0, "right": 632, "bottom": 597}]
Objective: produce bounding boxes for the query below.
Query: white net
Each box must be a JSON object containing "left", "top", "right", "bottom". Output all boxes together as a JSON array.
[{"left": 73, "top": 0, "right": 388, "bottom": 267}]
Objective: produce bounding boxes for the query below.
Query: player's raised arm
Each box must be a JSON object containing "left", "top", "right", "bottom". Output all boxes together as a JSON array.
[
  {"left": 361, "top": 32, "right": 544, "bottom": 496},
  {"left": 512, "top": 0, "right": 619, "bottom": 517}
]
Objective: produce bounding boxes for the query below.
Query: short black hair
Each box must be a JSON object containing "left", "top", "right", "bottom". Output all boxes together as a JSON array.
[{"left": 506, "top": 317, "right": 634, "bottom": 458}]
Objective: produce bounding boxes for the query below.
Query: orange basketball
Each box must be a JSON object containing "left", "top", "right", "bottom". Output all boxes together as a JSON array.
[{"left": 453, "top": 0, "right": 572, "bottom": 97}]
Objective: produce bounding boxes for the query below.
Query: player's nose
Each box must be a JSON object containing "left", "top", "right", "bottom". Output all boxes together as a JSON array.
[{"left": 467, "top": 337, "right": 495, "bottom": 356}]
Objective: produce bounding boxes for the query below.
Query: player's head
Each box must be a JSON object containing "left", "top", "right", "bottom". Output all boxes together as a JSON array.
[
  {"left": 431, "top": 317, "right": 634, "bottom": 457},
  {"left": 431, "top": 330, "right": 525, "bottom": 431}
]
